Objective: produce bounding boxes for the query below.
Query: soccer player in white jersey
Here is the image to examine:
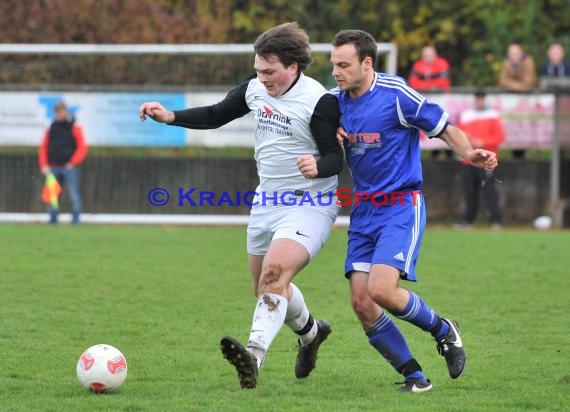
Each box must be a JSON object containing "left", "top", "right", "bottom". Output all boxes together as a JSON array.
[
  {"left": 139, "top": 23, "right": 343, "bottom": 389},
  {"left": 330, "top": 30, "right": 498, "bottom": 392}
]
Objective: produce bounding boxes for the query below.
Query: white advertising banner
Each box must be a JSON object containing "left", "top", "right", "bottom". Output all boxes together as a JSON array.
[
  {"left": 0, "top": 91, "right": 561, "bottom": 149},
  {"left": 422, "top": 93, "right": 557, "bottom": 150}
]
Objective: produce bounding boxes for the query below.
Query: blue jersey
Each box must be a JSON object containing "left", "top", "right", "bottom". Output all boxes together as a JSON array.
[{"left": 333, "top": 72, "right": 449, "bottom": 196}]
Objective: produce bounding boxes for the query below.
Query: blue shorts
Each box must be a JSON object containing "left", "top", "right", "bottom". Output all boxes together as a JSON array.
[{"left": 344, "top": 192, "right": 426, "bottom": 281}]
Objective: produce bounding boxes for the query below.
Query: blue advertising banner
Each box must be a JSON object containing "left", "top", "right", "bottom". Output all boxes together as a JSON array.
[{"left": 0, "top": 92, "right": 186, "bottom": 146}]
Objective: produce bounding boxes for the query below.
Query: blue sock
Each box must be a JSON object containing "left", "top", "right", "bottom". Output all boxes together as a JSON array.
[
  {"left": 366, "top": 312, "right": 427, "bottom": 382},
  {"left": 392, "top": 290, "right": 450, "bottom": 339}
]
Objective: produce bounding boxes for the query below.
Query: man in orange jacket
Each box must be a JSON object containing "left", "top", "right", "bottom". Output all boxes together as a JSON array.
[
  {"left": 456, "top": 90, "right": 504, "bottom": 229},
  {"left": 38, "top": 101, "right": 88, "bottom": 225}
]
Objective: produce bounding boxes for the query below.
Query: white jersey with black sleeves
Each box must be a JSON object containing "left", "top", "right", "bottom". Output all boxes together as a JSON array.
[{"left": 245, "top": 74, "right": 337, "bottom": 196}]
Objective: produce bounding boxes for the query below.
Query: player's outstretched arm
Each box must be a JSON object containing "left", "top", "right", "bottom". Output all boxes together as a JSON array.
[
  {"left": 139, "top": 102, "right": 175, "bottom": 124},
  {"left": 439, "top": 125, "right": 498, "bottom": 171},
  {"left": 139, "top": 77, "right": 252, "bottom": 130}
]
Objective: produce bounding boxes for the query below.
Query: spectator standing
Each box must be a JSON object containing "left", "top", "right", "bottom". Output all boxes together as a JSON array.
[
  {"left": 498, "top": 42, "right": 536, "bottom": 92},
  {"left": 539, "top": 43, "right": 570, "bottom": 79},
  {"left": 38, "top": 101, "right": 88, "bottom": 225},
  {"left": 409, "top": 45, "right": 453, "bottom": 159},
  {"left": 408, "top": 45, "right": 451, "bottom": 92},
  {"left": 498, "top": 42, "right": 536, "bottom": 158},
  {"left": 456, "top": 90, "right": 505, "bottom": 229}
]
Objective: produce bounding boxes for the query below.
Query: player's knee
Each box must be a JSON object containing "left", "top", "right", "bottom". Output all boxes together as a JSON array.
[
  {"left": 258, "top": 263, "right": 285, "bottom": 294},
  {"left": 260, "top": 263, "right": 281, "bottom": 284},
  {"left": 367, "top": 285, "right": 393, "bottom": 308},
  {"left": 351, "top": 297, "right": 368, "bottom": 320},
  {"left": 350, "top": 291, "right": 374, "bottom": 322}
]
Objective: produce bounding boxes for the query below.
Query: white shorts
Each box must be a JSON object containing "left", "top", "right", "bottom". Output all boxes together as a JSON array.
[{"left": 247, "top": 201, "right": 340, "bottom": 260}]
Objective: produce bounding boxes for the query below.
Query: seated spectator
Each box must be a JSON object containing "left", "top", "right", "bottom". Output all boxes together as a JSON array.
[
  {"left": 498, "top": 42, "right": 536, "bottom": 92},
  {"left": 408, "top": 45, "right": 451, "bottom": 91},
  {"left": 539, "top": 42, "right": 569, "bottom": 78}
]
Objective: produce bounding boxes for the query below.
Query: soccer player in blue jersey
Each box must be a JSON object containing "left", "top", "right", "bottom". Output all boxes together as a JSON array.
[{"left": 330, "top": 30, "right": 498, "bottom": 392}]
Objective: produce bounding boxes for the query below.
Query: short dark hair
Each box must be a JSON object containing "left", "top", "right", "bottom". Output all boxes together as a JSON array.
[
  {"left": 332, "top": 30, "right": 377, "bottom": 65},
  {"left": 474, "top": 88, "right": 487, "bottom": 98},
  {"left": 254, "top": 22, "right": 312, "bottom": 71}
]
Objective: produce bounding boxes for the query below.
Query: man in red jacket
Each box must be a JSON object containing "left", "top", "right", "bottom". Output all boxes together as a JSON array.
[
  {"left": 456, "top": 90, "right": 504, "bottom": 229},
  {"left": 38, "top": 101, "right": 88, "bottom": 225},
  {"left": 408, "top": 45, "right": 451, "bottom": 92},
  {"left": 409, "top": 45, "right": 453, "bottom": 160}
]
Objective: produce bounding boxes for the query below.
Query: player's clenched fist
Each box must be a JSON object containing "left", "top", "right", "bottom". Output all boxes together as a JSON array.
[
  {"left": 139, "top": 102, "right": 175, "bottom": 124},
  {"left": 297, "top": 155, "right": 318, "bottom": 179},
  {"left": 336, "top": 127, "right": 348, "bottom": 146}
]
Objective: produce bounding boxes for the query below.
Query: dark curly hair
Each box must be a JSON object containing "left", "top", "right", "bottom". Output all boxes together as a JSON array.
[{"left": 254, "top": 22, "right": 312, "bottom": 72}]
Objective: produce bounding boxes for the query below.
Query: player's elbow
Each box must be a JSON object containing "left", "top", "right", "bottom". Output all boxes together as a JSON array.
[{"left": 334, "top": 156, "right": 344, "bottom": 174}]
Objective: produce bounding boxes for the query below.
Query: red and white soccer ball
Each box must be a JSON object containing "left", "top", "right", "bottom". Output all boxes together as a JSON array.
[{"left": 76, "top": 344, "right": 128, "bottom": 393}]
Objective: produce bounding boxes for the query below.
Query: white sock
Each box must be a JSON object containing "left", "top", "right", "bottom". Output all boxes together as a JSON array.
[
  {"left": 247, "top": 293, "right": 288, "bottom": 368},
  {"left": 285, "top": 283, "right": 318, "bottom": 347}
]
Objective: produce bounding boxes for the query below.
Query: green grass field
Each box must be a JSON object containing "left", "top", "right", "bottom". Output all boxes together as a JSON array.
[{"left": 0, "top": 224, "right": 568, "bottom": 411}]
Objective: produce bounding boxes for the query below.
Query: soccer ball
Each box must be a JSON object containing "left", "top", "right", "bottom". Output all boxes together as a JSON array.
[
  {"left": 76, "top": 344, "right": 128, "bottom": 393},
  {"left": 533, "top": 215, "right": 552, "bottom": 231}
]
